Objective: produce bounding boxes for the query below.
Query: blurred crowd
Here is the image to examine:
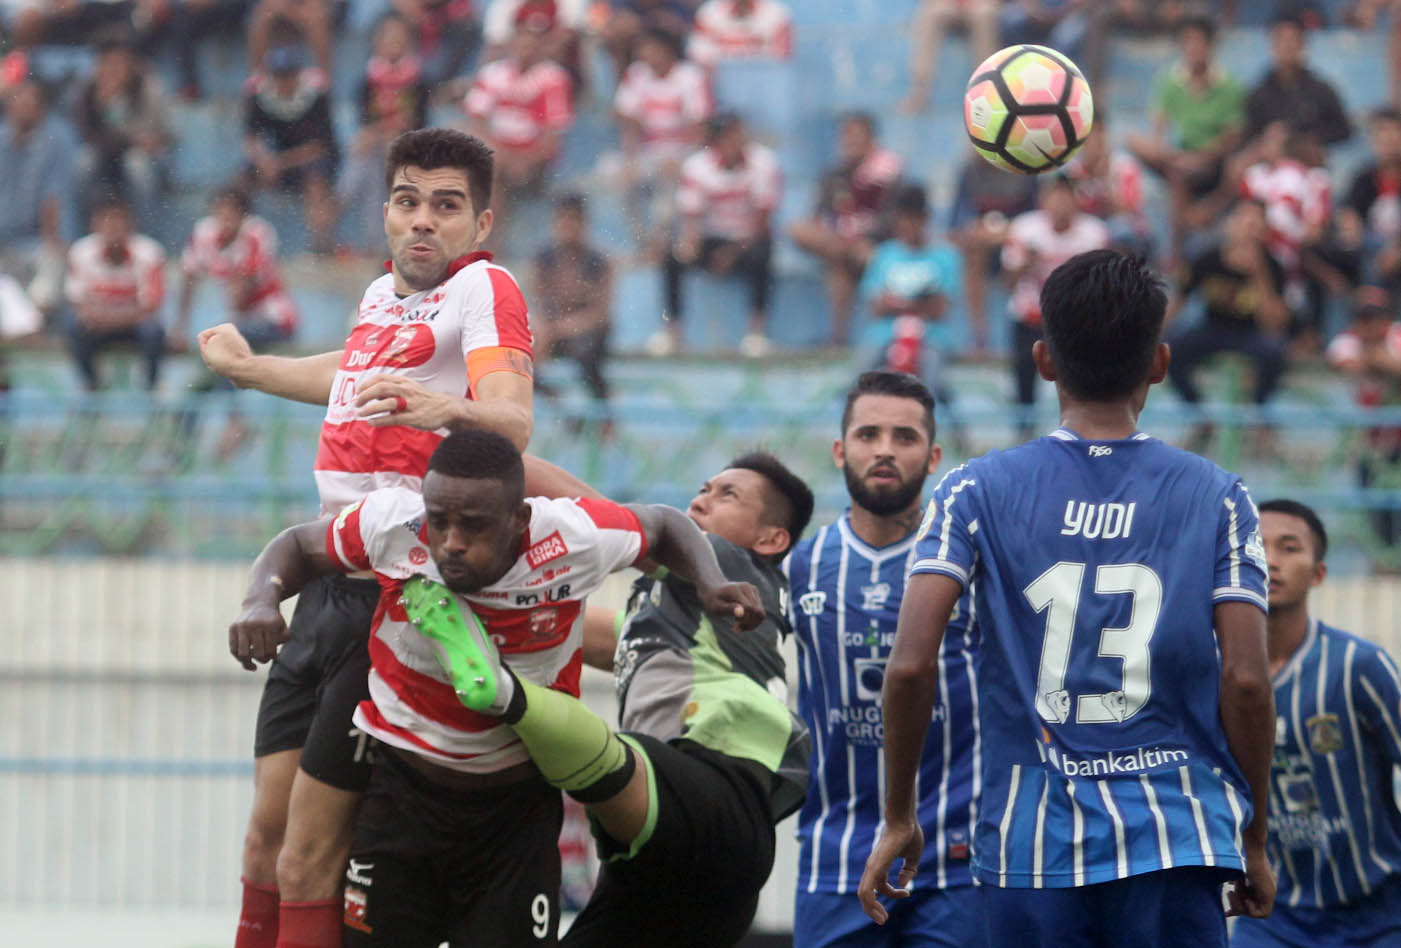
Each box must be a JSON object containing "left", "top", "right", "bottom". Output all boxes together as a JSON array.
[{"left": 2, "top": 0, "right": 1401, "bottom": 482}]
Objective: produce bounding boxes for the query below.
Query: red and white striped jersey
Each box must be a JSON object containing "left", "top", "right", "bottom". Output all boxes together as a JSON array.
[
  {"left": 614, "top": 59, "right": 712, "bottom": 161},
  {"left": 676, "top": 142, "right": 782, "bottom": 242},
  {"left": 464, "top": 57, "right": 574, "bottom": 154},
  {"left": 1239, "top": 159, "right": 1332, "bottom": 270},
  {"left": 65, "top": 233, "right": 166, "bottom": 318},
  {"left": 314, "top": 253, "right": 533, "bottom": 516},
  {"left": 1001, "top": 210, "right": 1110, "bottom": 328},
  {"left": 327, "top": 485, "right": 647, "bottom": 772},
  {"left": 687, "top": 0, "right": 794, "bottom": 66},
  {"left": 181, "top": 214, "right": 298, "bottom": 334}
]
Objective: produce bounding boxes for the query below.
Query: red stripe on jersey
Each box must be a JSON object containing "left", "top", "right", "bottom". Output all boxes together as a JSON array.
[
  {"left": 328, "top": 503, "right": 371, "bottom": 571},
  {"left": 355, "top": 699, "right": 519, "bottom": 760},
  {"left": 369, "top": 609, "right": 507, "bottom": 734},
  {"left": 315, "top": 420, "right": 444, "bottom": 476},
  {"left": 574, "top": 498, "right": 648, "bottom": 561},
  {"left": 473, "top": 598, "right": 584, "bottom": 655},
  {"left": 486, "top": 267, "right": 534, "bottom": 356}
]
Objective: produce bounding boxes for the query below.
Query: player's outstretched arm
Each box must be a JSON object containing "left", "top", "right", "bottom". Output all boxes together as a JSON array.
[
  {"left": 627, "top": 503, "right": 764, "bottom": 630},
  {"left": 228, "top": 521, "right": 342, "bottom": 671},
  {"left": 1216, "top": 599, "right": 1278, "bottom": 920},
  {"left": 581, "top": 606, "right": 620, "bottom": 671},
  {"left": 522, "top": 454, "right": 607, "bottom": 501},
  {"left": 198, "top": 322, "right": 343, "bottom": 405},
  {"left": 858, "top": 571, "right": 958, "bottom": 924},
  {"left": 354, "top": 361, "right": 535, "bottom": 451}
]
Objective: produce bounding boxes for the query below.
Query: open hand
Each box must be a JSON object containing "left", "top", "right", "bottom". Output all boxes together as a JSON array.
[{"left": 698, "top": 580, "right": 764, "bottom": 631}]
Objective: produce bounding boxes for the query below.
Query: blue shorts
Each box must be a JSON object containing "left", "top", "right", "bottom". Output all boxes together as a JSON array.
[
  {"left": 1231, "top": 873, "right": 1401, "bottom": 948},
  {"left": 794, "top": 884, "right": 983, "bottom": 948},
  {"left": 981, "top": 866, "right": 1234, "bottom": 948}
]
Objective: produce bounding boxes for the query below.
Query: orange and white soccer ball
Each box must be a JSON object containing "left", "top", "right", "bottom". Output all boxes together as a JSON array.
[{"left": 963, "top": 44, "right": 1095, "bottom": 174}]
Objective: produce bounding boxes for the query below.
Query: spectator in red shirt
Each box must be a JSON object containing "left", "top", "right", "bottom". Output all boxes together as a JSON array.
[
  {"left": 239, "top": 28, "right": 340, "bottom": 252},
  {"left": 687, "top": 0, "right": 793, "bottom": 67},
  {"left": 789, "top": 112, "right": 904, "bottom": 346},
  {"left": 64, "top": 194, "right": 167, "bottom": 391},
  {"left": 465, "top": 1, "right": 574, "bottom": 239},
  {"left": 1327, "top": 285, "right": 1401, "bottom": 552},
  {"left": 655, "top": 112, "right": 781, "bottom": 358},
  {"left": 614, "top": 26, "right": 712, "bottom": 252},
  {"left": 339, "top": 11, "right": 431, "bottom": 254}
]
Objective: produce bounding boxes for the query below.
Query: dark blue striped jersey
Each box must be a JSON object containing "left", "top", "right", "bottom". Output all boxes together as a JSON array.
[
  {"left": 911, "top": 429, "right": 1268, "bottom": 888},
  {"left": 1268, "top": 619, "right": 1401, "bottom": 910},
  {"left": 784, "top": 513, "right": 980, "bottom": 895}
]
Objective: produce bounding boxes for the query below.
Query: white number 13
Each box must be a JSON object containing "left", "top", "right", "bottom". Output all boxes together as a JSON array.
[{"left": 1024, "top": 561, "right": 1162, "bottom": 726}]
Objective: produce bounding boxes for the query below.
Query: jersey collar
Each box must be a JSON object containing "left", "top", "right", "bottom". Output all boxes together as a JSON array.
[
  {"left": 1049, "top": 427, "right": 1150, "bottom": 442},
  {"left": 837, "top": 512, "right": 920, "bottom": 562}
]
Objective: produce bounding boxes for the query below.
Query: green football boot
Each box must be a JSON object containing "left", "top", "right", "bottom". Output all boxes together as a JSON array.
[{"left": 399, "top": 576, "right": 502, "bottom": 712}]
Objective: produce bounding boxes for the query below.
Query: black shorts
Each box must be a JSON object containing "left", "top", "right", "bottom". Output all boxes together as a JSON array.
[
  {"left": 561, "top": 735, "right": 777, "bottom": 948},
  {"left": 341, "top": 750, "right": 563, "bottom": 948},
  {"left": 253, "top": 573, "right": 380, "bottom": 791}
]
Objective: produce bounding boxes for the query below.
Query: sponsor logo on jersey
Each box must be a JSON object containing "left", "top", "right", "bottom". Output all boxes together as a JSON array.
[
  {"left": 797, "top": 590, "right": 826, "bottom": 616},
  {"left": 860, "top": 582, "right": 891, "bottom": 611},
  {"left": 1045, "top": 742, "right": 1190, "bottom": 777},
  {"left": 1306, "top": 713, "right": 1344, "bottom": 755},
  {"left": 409, "top": 547, "right": 428, "bottom": 565},
  {"left": 853, "top": 657, "right": 887, "bottom": 702},
  {"left": 1244, "top": 528, "right": 1267, "bottom": 571},
  {"left": 525, "top": 531, "right": 568, "bottom": 569},
  {"left": 346, "top": 860, "right": 374, "bottom": 886},
  {"left": 344, "top": 322, "right": 436, "bottom": 370},
  {"left": 1088, "top": 445, "right": 1113, "bottom": 457}
]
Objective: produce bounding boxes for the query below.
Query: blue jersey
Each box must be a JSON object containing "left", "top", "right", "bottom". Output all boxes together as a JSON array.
[
  {"left": 1268, "top": 619, "right": 1401, "bottom": 911},
  {"left": 911, "top": 429, "right": 1268, "bottom": 888},
  {"left": 785, "top": 514, "right": 980, "bottom": 895}
]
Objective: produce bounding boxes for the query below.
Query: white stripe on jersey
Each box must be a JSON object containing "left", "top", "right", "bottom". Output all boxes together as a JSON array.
[
  {"left": 1099, "top": 780, "right": 1128, "bottom": 878},
  {"left": 934, "top": 620, "right": 952, "bottom": 889},
  {"left": 833, "top": 539, "right": 856, "bottom": 893},
  {"left": 1180, "top": 766, "right": 1215, "bottom": 867},
  {"left": 936, "top": 477, "right": 977, "bottom": 564},
  {"left": 1065, "top": 779, "right": 1085, "bottom": 886},
  {"left": 1344, "top": 642, "right": 1395, "bottom": 877},
  {"left": 964, "top": 596, "right": 982, "bottom": 869},
  {"left": 1032, "top": 779, "right": 1050, "bottom": 888},
  {"left": 1319, "top": 635, "right": 1370, "bottom": 895},
  {"left": 1213, "top": 586, "right": 1269, "bottom": 610},
  {"left": 999, "top": 765, "right": 1022, "bottom": 888},
  {"left": 1140, "top": 775, "right": 1174, "bottom": 869},
  {"left": 804, "top": 525, "right": 832, "bottom": 894},
  {"left": 1224, "top": 497, "right": 1242, "bottom": 588},
  {"left": 1289, "top": 660, "right": 1326, "bottom": 907},
  {"left": 1361, "top": 677, "right": 1401, "bottom": 752}
]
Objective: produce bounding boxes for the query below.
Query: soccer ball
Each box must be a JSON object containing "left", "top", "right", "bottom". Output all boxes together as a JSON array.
[{"left": 963, "top": 45, "right": 1094, "bottom": 175}]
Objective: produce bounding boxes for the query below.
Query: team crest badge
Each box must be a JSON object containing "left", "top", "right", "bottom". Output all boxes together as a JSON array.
[
  {"left": 1306, "top": 713, "right": 1344, "bottom": 755},
  {"left": 916, "top": 499, "right": 938, "bottom": 541}
]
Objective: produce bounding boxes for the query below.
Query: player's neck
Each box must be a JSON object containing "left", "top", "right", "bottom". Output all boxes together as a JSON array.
[
  {"left": 1266, "top": 603, "right": 1311, "bottom": 676},
  {"left": 1056, "top": 398, "right": 1141, "bottom": 441},
  {"left": 848, "top": 501, "right": 923, "bottom": 548}
]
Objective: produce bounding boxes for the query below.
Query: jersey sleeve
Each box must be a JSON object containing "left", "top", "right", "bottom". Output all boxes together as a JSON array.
[
  {"left": 457, "top": 266, "right": 534, "bottom": 361},
  {"left": 573, "top": 498, "right": 649, "bottom": 572},
  {"left": 1212, "top": 479, "right": 1268, "bottom": 611},
  {"left": 1356, "top": 646, "right": 1401, "bottom": 766},
  {"left": 908, "top": 464, "right": 980, "bottom": 589},
  {"left": 326, "top": 486, "right": 430, "bottom": 578}
]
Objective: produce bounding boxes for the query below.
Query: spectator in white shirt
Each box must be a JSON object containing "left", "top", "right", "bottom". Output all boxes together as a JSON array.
[
  {"left": 687, "top": 0, "right": 793, "bottom": 67},
  {"left": 614, "top": 26, "right": 712, "bottom": 251},
  {"left": 654, "top": 113, "right": 781, "bottom": 357},
  {"left": 65, "top": 194, "right": 167, "bottom": 391}
]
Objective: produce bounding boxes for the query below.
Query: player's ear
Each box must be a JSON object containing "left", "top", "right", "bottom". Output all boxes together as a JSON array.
[
  {"left": 1312, "top": 558, "right": 1327, "bottom": 588},
  {"left": 831, "top": 436, "right": 844, "bottom": 471},
  {"left": 1149, "top": 342, "right": 1170, "bottom": 385},
  {"left": 1032, "top": 339, "right": 1057, "bottom": 382},
  {"left": 753, "top": 524, "right": 790, "bottom": 559},
  {"left": 928, "top": 441, "right": 943, "bottom": 473},
  {"left": 513, "top": 499, "right": 530, "bottom": 532},
  {"left": 473, "top": 207, "right": 494, "bottom": 248}
]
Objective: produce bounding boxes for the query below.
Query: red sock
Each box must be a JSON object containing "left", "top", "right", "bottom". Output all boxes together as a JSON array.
[
  {"left": 235, "top": 878, "right": 279, "bottom": 948},
  {"left": 275, "top": 899, "right": 343, "bottom": 948}
]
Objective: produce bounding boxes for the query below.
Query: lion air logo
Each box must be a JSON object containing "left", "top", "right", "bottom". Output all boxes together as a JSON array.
[
  {"left": 344, "top": 322, "right": 436, "bottom": 370},
  {"left": 525, "top": 531, "right": 568, "bottom": 569}
]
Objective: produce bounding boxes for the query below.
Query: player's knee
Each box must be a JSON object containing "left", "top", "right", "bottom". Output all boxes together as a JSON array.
[
  {"left": 275, "top": 835, "right": 347, "bottom": 899},
  {"left": 242, "top": 821, "right": 284, "bottom": 882}
]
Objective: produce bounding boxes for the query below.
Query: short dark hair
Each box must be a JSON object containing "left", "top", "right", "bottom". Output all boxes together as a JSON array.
[
  {"left": 1039, "top": 250, "right": 1167, "bottom": 401},
  {"left": 728, "top": 451, "right": 814, "bottom": 558},
  {"left": 840, "top": 110, "right": 877, "bottom": 136},
  {"left": 1259, "top": 498, "right": 1328, "bottom": 561},
  {"left": 1371, "top": 106, "right": 1401, "bottom": 127},
  {"left": 841, "top": 370, "right": 936, "bottom": 439},
  {"left": 1178, "top": 14, "right": 1218, "bottom": 42},
  {"left": 638, "top": 25, "right": 681, "bottom": 57},
  {"left": 707, "top": 111, "right": 743, "bottom": 143},
  {"left": 385, "top": 128, "right": 495, "bottom": 216},
  {"left": 90, "top": 191, "right": 132, "bottom": 217},
  {"left": 554, "top": 191, "right": 587, "bottom": 215},
  {"left": 426, "top": 428, "right": 525, "bottom": 506},
  {"left": 212, "top": 185, "right": 252, "bottom": 215},
  {"left": 891, "top": 183, "right": 929, "bottom": 217}
]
